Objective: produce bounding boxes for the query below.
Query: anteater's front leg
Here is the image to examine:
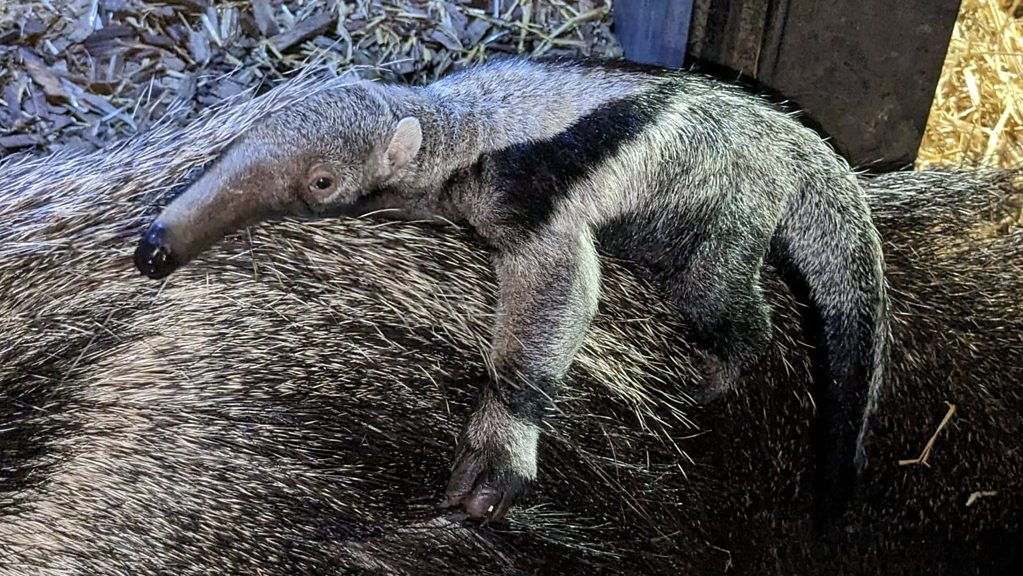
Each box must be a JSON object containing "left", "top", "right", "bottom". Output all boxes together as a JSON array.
[{"left": 444, "top": 228, "right": 601, "bottom": 521}]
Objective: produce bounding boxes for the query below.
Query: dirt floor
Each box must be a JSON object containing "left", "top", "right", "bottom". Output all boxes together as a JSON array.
[
  {"left": 0, "top": 0, "right": 619, "bottom": 156},
  {"left": 1, "top": 1, "right": 1019, "bottom": 167}
]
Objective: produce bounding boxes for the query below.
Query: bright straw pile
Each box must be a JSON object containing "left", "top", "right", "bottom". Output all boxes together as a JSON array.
[{"left": 918, "top": 0, "right": 1023, "bottom": 168}]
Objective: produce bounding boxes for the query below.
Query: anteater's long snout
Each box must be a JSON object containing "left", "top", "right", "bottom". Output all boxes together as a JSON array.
[
  {"left": 132, "top": 150, "right": 298, "bottom": 281},
  {"left": 134, "top": 222, "right": 182, "bottom": 279},
  {"left": 132, "top": 196, "right": 254, "bottom": 281}
]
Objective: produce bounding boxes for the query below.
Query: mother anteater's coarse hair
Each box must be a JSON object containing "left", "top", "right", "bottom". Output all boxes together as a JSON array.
[{"left": 1, "top": 74, "right": 1020, "bottom": 575}]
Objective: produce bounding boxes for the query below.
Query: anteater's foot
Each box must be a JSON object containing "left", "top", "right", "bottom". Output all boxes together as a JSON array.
[
  {"left": 443, "top": 446, "right": 532, "bottom": 522},
  {"left": 441, "top": 400, "right": 538, "bottom": 522}
]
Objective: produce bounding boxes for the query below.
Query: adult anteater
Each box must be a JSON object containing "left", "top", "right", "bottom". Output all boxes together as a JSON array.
[{"left": 0, "top": 80, "right": 1019, "bottom": 575}]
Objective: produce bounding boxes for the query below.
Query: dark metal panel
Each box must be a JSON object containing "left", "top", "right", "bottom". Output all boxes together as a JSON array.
[
  {"left": 763, "top": 0, "right": 961, "bottom": 167},
  {"left": 614, "top": 0, "right": 695, "bottom": 68},
  {"left": 684, "top": 0, "right": 961, "bottom": 168}
]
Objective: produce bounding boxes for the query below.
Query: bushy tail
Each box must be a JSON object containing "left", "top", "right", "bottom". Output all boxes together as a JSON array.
[{"left": 772, "top": 175, "right": 890, "bottom": 524}]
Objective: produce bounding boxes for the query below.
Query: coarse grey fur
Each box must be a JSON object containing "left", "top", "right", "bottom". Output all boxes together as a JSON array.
[
  {"left": 0, "top": 104, "right": 1021, "bottom": 574},
  {"left": 134, "top": 58, "right": 890, "bottom": 521}
]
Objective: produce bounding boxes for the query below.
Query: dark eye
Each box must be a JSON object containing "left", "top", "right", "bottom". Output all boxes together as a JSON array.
[{"left": 313, "top": 176, "right": 333, "bottom": 190}]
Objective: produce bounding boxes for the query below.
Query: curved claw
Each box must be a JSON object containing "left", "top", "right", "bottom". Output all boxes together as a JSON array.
[{"left": 443, "top": 446, "right": 530, "bottom": 523}]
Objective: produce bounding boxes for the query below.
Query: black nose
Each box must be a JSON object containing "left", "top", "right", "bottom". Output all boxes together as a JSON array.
[{"left": 134, "top": 223, "right": 179, "bottom": 279}]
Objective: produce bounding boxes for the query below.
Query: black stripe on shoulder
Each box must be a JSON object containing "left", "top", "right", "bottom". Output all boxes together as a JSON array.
[{"left": 484, "top": 81, "right": 678, "bottom": 233}]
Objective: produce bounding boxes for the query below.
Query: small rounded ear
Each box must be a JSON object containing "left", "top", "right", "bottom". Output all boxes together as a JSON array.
[{"left": 378, "top": 116, "right": 422, "bottom": 181}]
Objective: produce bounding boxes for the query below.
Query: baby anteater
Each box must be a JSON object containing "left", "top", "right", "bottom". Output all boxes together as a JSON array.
[{"left": 134, "top": 58, "right": 889, "bottom": 523}]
